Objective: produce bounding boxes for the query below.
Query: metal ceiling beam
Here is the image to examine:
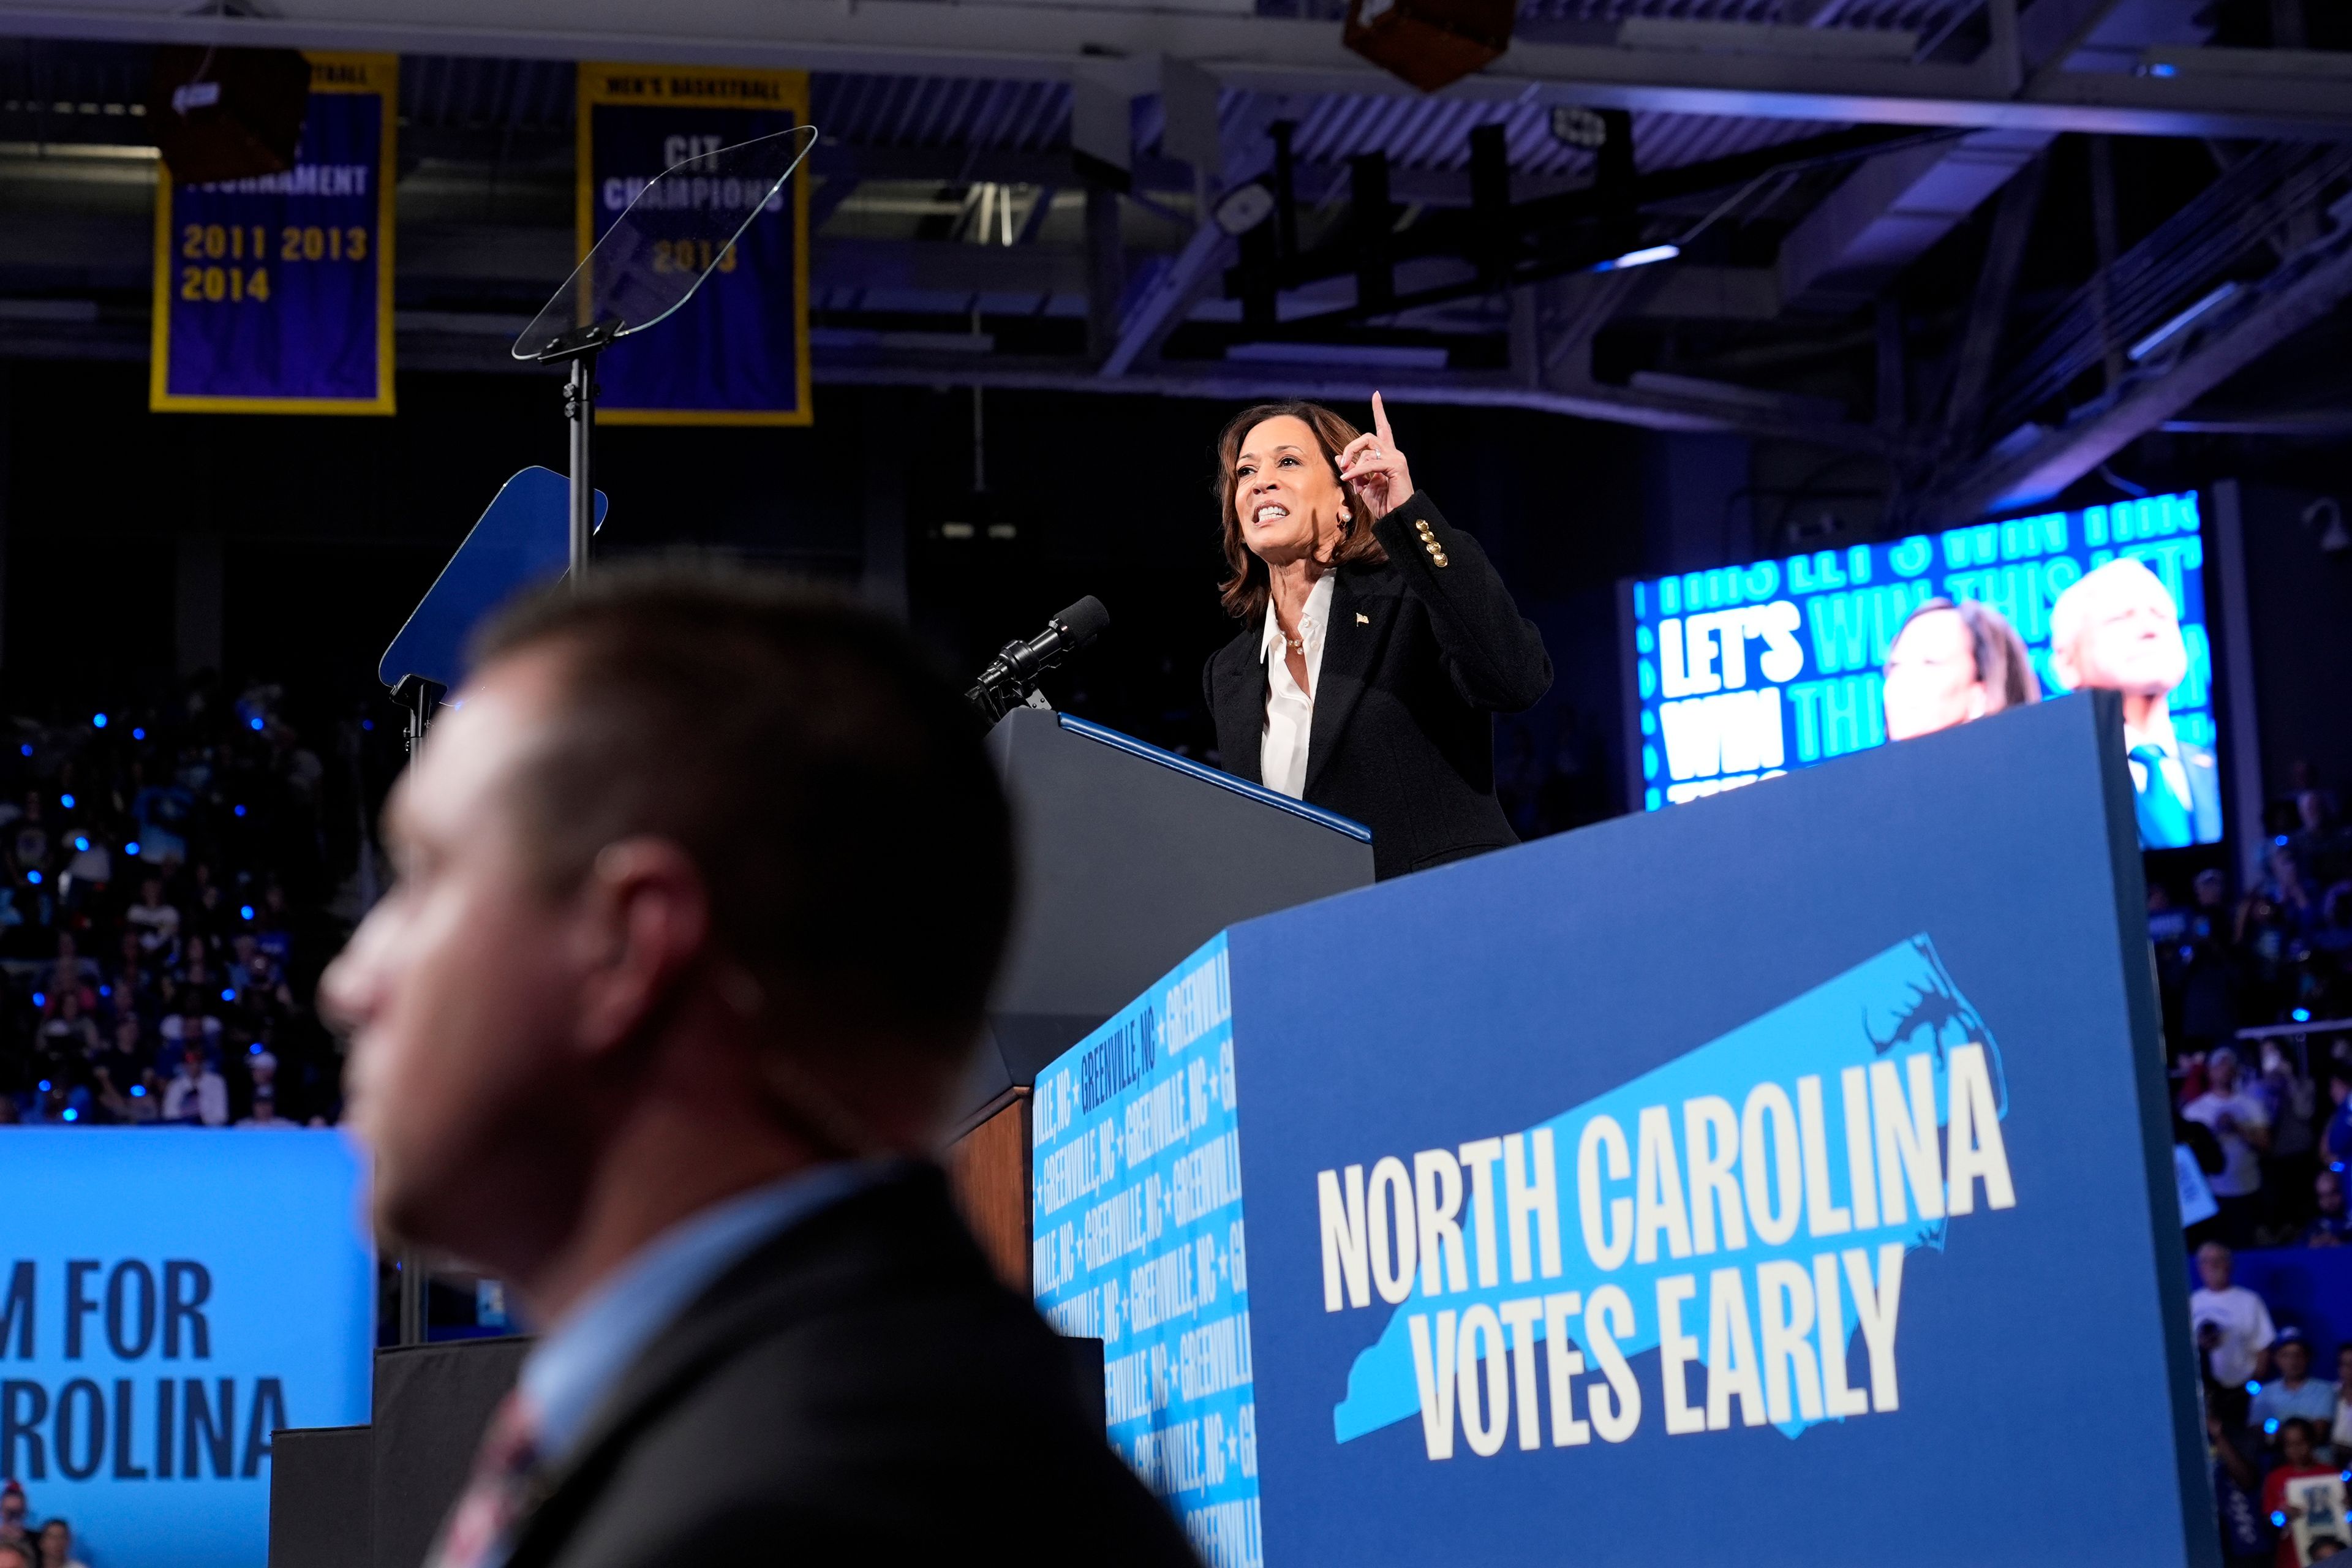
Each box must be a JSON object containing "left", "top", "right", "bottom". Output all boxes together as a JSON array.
[
  {"left": 0, "top": 309, "right": 1887, "bottom": 446},
  {"left": 1101, "top": 219, "right": 1230, "bottom": 376},
  {"left": 1934, "top": 230, "right": 2352, "bottom": 519},
  {"left": 9, "top": 2, "right": 2352, "bottom": 140}
]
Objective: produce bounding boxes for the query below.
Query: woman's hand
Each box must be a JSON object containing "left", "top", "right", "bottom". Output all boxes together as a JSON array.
[{"left": 1337, "top": 391, "right": 1414, "bottom": 521}]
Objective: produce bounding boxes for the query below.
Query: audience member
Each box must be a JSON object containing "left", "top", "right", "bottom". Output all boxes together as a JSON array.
[
  {"left": 2194, "top": 1242, "right": 2278, "bottom": 1386},
  {"left": 2252, "top": 1330, "right": 2338, "bottom": 1440},
  {"left": 236, "top": 1086, "right": 287, "bottom": 1128},
  {"left": 0, "top": 1483, "right": 25, "bottom": 1551},
  {"left": 2188, "top": 1049, "right": 2274, "bottom": 1244},
  {"left": 2212, "top": 1383, "right": 2272, "bottom": 1568},
  {"left": 2263, "top": 1419, "right": 2345, "bottom": 1568},
  {"left": 124, "top": 875, "right": 179, "bottom": 956},
  {"left": 32, "top": 1520, "right": 85, "bottom": 1568},
  {"left": 2334, "top": 1345, "right": 2352, "bottom": 1461},
  {"left": 161, "top": 1044, "right": 227, "bottom": 1127},
  {"left": 2307, "top": 1171, "right": 2352, "bottom": 1246}
]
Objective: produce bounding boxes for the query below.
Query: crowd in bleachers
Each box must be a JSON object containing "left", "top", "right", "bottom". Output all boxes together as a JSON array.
[
  {"left": 2152, "top": 780, "right": 2352, "bottom": 1566},
  {"left": 0, "top": 684, "right": 352, "bottom": 1128},
  {"left": 2154, "top": 785, "right": 2352, "bottom": 1252},
  {"left": 0, "top": 1481, "right": 86, "bottom": 1568}
]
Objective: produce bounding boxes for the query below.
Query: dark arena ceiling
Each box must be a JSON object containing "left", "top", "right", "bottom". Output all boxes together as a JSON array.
[{"left": 2, "top": 0, "right": 2350, "bottom": 529}]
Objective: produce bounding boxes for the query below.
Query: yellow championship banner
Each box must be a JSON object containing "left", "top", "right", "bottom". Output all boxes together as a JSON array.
[
  {"left": 149, "top": 53, "right": 396, "bottom": 414},
  {"left": 576, "top": 64, "right": 814, "bottom": 426}
]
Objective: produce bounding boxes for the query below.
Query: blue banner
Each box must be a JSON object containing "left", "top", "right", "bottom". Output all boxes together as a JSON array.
[
  {"left": 1623, "top": 491, "right": 2218, "bottom": 848},
  {"left": 0, "top": 1130, "right": 374, "bottom": 1568},
  {"left": 1033, "top": 937, "right": 1257, "bottom": 1567},
  {"left": 1042, "top": 693, "right": 2210, "bottom": 1566},
  {"left": 578, "top": 65, "right": 812, "bottom": 426},
  {"left": 149, "top": 54, "right": 395, "bottom": 414}
]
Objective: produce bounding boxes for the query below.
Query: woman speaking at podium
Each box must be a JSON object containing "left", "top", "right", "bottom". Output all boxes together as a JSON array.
[{"left": 1202, "top": 394, "right": 1551, "bottom": 880}]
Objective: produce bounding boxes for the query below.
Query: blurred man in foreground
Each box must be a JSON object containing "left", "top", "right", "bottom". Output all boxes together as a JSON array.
[{"left": 323, "top": 569, "right": 1196, "bottom": 1568}]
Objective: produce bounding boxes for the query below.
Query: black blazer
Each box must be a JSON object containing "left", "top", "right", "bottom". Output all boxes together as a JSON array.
[
  {"left": 1205, "top": 491, "right": 1552, "bottom": 881},
  {"left": 502, "top": 1165, "right": 1197, "bottom": 1568}
]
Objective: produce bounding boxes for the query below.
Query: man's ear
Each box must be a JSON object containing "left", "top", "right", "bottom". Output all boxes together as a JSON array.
[
  {"left": 571, "top": 838, "right": 711, "bottom": 1058},
  {"left": 2048, "top": 639, "right": 2079, "bottom": 692}
]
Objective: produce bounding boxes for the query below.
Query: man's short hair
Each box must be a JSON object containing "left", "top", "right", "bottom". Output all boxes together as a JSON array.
[{"left": 472, "top": 565, "right": 1014, "bottom": 1060}]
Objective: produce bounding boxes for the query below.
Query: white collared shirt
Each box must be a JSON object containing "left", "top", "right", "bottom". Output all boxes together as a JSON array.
[
  {"left": 2124, "top": 707, "right": 2192, "bottom": 805},
  {"left": 1259, "top": 574, "right": 1333, "bottom": 800}
]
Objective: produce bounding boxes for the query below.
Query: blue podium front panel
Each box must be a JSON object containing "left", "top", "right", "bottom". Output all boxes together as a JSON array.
[{"left": 1039, "top": 692, "right": 2204, "bottom": 1567}]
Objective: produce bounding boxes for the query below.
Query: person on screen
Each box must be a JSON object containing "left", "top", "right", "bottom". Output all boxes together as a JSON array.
[
  {"left": 2048, "top": 556, "right": 2220, "bottom": 849},
  {"left": 320, "top": 568, "right": 1195, "bottom": 1568},
  {"left": 1880, "top": 597, "right": 2040, "bottom": 742}
]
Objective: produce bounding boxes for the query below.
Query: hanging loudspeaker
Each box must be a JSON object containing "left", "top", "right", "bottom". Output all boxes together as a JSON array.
[
  {"left": 147, "top": 45, "right": 312, "bottom": 185},
  {"left": 1343, "top": 0, "right": 1516, "bottom": 92}
]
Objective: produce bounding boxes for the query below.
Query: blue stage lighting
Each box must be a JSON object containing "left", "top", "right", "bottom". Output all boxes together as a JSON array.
[
  {"left": 72, "top": 836, "right": 89, "bottom": 852},
  {"left": 2266, "top": 1418, "right": 2280, "bottom": 1434},
  {"left": 62, "top": 1109, "right": 76, "bottom": 1122},
  {"left": 235, "top": 804, "right": 247, "bottom": 817},
  {"left": 240, "top": 904, "right": 255, "bottom": 920},
  {"left": 2248, "top": 1381, "right": 2264, "bottom": 1395},
  {"left": 2295, "top": 1008, "right": 2313, "bottom": 1022},
  {"left": 92, "top": 713, "right": 107, "bottom": 728},
  {"left": 221, "top": 988, "right": 235, "bottom": 1003},
  {"left": 132, "top": 727, "right": 146, "bottom": 740},
  {"left": 31, "top": 993, "right": 43, "bottom": 1007},
  {"left": 58, "top": 793, "right": 73, "bottom": 809},
  {"left": 250, "top": 716, "right": 265, "bottom": 731},
  {"left": 37, "top": 1079, "right": 50, "bottom": 1091},
  {"left": 361, "top": 719, "right": 374, "bottom": 731},
  {"left": 249, "top": 1042, "right": 263, "bottom": 1055},
  {"left": 124, "top": 841, "right": 141, "bottom": 857},
  {"left": 2274, "top": 1512, "right": 2289, "bottom": 1529},
  {"left": 130, "top": 1084, "right": 146, "bottom": 1098},
  {"left": 26, "top": 871, "right": 40, "bottom": 886},
  {"left": 99, "top": 986, "right": 110, "bottom": 998}
]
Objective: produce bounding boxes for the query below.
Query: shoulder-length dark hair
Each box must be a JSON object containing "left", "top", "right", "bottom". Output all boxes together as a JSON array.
[
  {"left": 1212, "top": 401, "right": 1390, "bottom": 622},
  {"left": 1888, "top": 597, "right": 2042, "bottom": 711}
]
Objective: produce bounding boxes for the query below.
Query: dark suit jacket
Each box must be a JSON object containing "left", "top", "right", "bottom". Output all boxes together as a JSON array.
[
  {"left": 1204, "top": 491, "right": 1552, "bottom": 880},
  {"left": 2137, "top": 737, "right": 2223, "bottom": 849},
  {"left": 502, "top": 1165, "right": 1198, "bottom": 1568}
]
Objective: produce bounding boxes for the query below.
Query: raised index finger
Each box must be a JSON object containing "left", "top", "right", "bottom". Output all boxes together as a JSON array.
[{"left": 1371, "top": 390, "right": 1395, "bottom": 447}]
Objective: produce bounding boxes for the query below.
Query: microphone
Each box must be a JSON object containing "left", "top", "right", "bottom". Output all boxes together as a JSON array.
[{"left": 967, "top": 595, "right": 1109, "bottom": 721}]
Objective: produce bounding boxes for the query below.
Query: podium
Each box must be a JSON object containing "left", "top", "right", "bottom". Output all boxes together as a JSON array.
[
  {"left": 943, "top": 709, "right": 1373, "bottom": 1284},
  {"left": 1025, "top": 693, "right": 2215, "bottom": 1567}
]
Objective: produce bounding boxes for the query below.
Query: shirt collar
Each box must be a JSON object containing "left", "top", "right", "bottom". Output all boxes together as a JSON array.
[
  {"left": 2124, "top": 705, "right": 2179, "bottom": 756},
  {"left": 1258, "top": 573, "right": 1335, "bottom": 666},
  {"left": 518, "top": 1159, "right": 888, "bottom": 1463}
]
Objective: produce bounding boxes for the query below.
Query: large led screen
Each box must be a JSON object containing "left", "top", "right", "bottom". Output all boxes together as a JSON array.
[{"left": 1625, "top": 491, "right": 2218, "bottom": 849}]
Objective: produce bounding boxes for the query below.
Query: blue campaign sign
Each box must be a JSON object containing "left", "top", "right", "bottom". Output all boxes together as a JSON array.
[
  {"left": 1042, "top": 692, "right": 2207, "bottom": 1567},
  {"left": 1623, "top": 491, "right": 2218, "bottom": 848},
  {"left": 0, "top": 1131, "right": 374, "bottom": 1568},
  {"left": 578, "top": 66, "right": 812, "bottom": 425},
  {"left": 150, "top": 54, "right": 396, "bottom": 414}
]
